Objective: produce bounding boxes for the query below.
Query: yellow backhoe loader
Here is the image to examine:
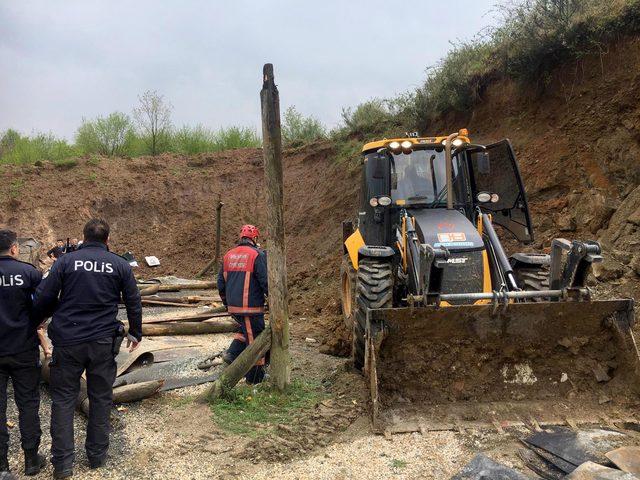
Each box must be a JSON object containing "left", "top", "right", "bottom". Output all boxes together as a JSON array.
[{"left": 341, "top": 130, "right": 640, "bottom": 432}]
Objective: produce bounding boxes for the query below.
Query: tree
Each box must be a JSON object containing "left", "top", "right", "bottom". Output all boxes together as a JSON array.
[
  {"left": 75, "top": 112, "right": 135, "bottom": 156},
  {"left": 133, "top": 90, "right": 172, "bottom": 155}
]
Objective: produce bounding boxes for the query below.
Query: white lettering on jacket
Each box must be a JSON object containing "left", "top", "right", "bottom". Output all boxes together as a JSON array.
[
  {"left": 73, "top": 260, "right": 114, "bottom": 273},
  {"left": 0, "top": 274, "right": 24, "bottom": 287}
]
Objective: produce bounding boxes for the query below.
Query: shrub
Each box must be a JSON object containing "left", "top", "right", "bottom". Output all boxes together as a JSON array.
[
  {"left": 0, "top": 132, "right": 78, "bottom": 165},
  {"left": 170, "top": 125, "right": 260, "bottom": 154},
  {"left": 0, "top": 129, "right": 21, "bottom": 157},
  {"left": 339, "top": 99, "right": 397, "bottom": 137},
  {"left": 75, "top": 112, "right": 136, "bottom": 156},
  {"left": 282, "top": 106, "right": 326, "bottom": 146},
  {"left": 171, "top": 125, "right": 217, "bottom": 154},
  {"left": 213, "top": 126, "right": 261, "bottom": 150}
]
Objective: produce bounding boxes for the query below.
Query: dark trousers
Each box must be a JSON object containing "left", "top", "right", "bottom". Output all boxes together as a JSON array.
[
  {"left": 49, "top": 338, "right": 116, "bottom": 469},
  {"left": 226, "top": 314, "right": 268, "bottom": 384},
  {"left": 0, "top": 348, "right": 41, "bottom": 457}
]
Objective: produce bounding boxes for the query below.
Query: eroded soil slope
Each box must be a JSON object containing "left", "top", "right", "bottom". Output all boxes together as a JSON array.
[
  {"left": 429, "top": 36, "right": 640, "bottom": 301},
  {"left": 3, "top": 38, "right": 640, "bottom": 348}
]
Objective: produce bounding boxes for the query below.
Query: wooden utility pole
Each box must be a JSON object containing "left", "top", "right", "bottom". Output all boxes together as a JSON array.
[
  {"left": 197, "top": 195, "right": 224, "bottom": 278},
  {"left": 260, "top": 63, "right": 290, "bottom": 391}
]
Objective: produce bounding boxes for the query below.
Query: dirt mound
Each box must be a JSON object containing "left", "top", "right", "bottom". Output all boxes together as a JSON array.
[
  {"left": 3, "top": 38, "right": 640, "bottom": 353},
  {"left": 0, "top": 143, "right": 357, "bottom": 325}
]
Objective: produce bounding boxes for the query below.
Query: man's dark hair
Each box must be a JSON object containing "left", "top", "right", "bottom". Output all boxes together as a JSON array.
[
  {"left": 0, "top": 229, "right": 18, "bottom": 253},
  {"left": 83, "top": 219, "right": 110, "bottom": 243}
]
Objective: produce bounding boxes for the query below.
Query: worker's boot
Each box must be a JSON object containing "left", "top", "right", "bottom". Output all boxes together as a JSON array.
[
  {"left": 24, "top": 449, "right": 45, "bottom": 476},
  {"left": 52, "top": 466, "right": 73, "bottom": 479},
  {"left": 88, "top": 456, "right": 106, "bottom": 469},
  {"left": 0, "top": 452, "right": 9, "bottom": 472}
]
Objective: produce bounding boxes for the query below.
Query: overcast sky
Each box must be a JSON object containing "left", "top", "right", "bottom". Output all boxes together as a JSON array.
[{"left": 0, "top": 1, "right": 498, "bottom": 140}]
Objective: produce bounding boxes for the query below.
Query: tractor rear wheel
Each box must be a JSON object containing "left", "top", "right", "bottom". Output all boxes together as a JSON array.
[
  {"left": 353, "top": 258, "right": 393, "bottom": 371},
  {"left": 340, "top": 255, "right": 357, "bottom": 330},
  {"left": 513, "top": 264, "right": 550, "bottom": 301}
]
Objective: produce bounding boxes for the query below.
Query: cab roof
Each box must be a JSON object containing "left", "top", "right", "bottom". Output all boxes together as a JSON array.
[{"left": 362, "top": 132, "right": 471, "bottom": 153}]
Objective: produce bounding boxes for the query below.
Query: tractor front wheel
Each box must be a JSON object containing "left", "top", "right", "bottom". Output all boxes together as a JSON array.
[{"left": 353, "top": 258, "right": 393, "bottom": 371}]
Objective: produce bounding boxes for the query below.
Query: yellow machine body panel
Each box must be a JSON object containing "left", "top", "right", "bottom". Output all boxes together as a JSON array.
[{"left": 345, "top": 228, "right": 365, "bottom": 270}]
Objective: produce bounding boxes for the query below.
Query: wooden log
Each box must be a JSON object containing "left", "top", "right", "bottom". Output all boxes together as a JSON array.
[
  {"left": 156, "top": 281, "right": 216, "bottom": 292},
  {"left": 197, "top": 195, "right": 224, "bottom": 278},
  {"left": 260, "top": 63, "right": 291, "bottom": 391},
  {"left": 142, "top": 308, "right": 228, "bottom": 324},
  {"left": 142, "top": 319, "right": 238, "bottom": 336},
  {"left": 139, "top": 284, "right": 160, "bottom": 296},
  {"left": 112, "top": 380, "right": 164, "bottom": 404},
  {"left": 141, "top": 299, "right": 202, "bottom": 308},
  {"left": 199, "top": 324, "right": 272, "bottom": 402},
  {"left": 145, "top": 295, "right": 220, "bottom": 304}
]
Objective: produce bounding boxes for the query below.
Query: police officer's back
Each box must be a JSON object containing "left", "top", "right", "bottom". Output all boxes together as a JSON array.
[
  {"left": 0, "top": 230, "right": 46, "bottom": 476},
  {"left": 34, "top": 219, "right": 142, "bottom": 479}
]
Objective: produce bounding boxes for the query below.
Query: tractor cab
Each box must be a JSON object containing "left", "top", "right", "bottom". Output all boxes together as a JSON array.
[{"left": 358, "top": 131, "right": 534, "bottom": 247}]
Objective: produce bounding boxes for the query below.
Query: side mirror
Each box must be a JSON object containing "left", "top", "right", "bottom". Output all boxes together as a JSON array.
[{"left": 478, "top": 151, "right": 490, "bottom": 174}]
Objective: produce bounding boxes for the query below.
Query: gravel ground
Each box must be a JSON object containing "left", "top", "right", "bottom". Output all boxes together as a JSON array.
[{"left": 5, "top": 332, "right": 232, "bottom": 479}]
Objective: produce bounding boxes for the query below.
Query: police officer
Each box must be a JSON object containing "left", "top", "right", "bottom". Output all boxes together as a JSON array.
[
  {"left": 217, "top": 225, "right": 269, "bottom": 384},
  {"left": 34, "top": 219, "right": 142, "bottom": 479},
  {"left": 0, "top": 230, "right": 46, "bottom": 476}
]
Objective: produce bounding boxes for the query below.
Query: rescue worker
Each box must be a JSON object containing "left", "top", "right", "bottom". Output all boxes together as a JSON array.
[
  {"left": 34, "top": 219, "right": 143, "bottom": 479},
  {"left": 217, "top": 225, "right": 269, "bottom": 384},
  {"left": 0, "top": 230, "right": 46, "bottom": 476},
  {"left": 46, "top": 240, "right": 65, "bottom": 261}
]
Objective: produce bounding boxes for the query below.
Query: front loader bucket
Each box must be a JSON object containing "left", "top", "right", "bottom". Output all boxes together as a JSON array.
[{"left": 365, "top": 299, "right": 640, "bottom": 432}]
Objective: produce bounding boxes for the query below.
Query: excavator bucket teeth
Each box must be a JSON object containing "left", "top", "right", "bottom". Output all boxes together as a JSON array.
[{"left": 365, "top": 299, "right": 640, "bottom": 430}]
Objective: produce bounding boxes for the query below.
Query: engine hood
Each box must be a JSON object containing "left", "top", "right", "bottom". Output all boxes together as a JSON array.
[{"left": 410, "top": 209, "right": 484, "bottom": 252}]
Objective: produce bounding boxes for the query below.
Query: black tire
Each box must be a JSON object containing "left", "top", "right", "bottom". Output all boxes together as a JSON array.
[
  {"left": 340, "top": 255, "right": 357, "bottom": 330},
  {"left": 513, "top": 265, "right": 550, "bottom": 297},
  {"left": 353, "top": 258, "right": 393, "bottom": 371}
]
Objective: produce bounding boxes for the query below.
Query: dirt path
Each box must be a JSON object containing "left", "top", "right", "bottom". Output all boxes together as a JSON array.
[{"left": 2, "top": 328, "right": 529, "bottom": 480}]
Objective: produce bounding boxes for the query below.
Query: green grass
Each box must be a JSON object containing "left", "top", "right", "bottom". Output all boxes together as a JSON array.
[
  {"left": 170, "top": 125, "right": 261, "bottom": 155},
  {"left": 390, "top": 458, "right": 408, "bottom": 473},
  {"left": 53, "top": 158, "right": 78, "bottom": 170},
  {"left": 209, "top": 379, "right": 325, "bottom": 437},
  {"left": 9, "top": 179, "right": 24, "bottom": 199}
]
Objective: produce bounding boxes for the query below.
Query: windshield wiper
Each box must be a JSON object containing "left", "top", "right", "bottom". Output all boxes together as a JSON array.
[{"left": 427, "top": 185, "right": 448, "bottom": 207}]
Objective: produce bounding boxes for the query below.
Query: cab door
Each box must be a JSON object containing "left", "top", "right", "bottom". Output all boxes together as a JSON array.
[{"left": 469, "top": 139, "right": 534, "bottom": 243}]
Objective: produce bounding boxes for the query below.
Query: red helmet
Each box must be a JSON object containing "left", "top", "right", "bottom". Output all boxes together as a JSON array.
[{"left": 240, "top": 224, "right": 260, "bottom": 240}]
